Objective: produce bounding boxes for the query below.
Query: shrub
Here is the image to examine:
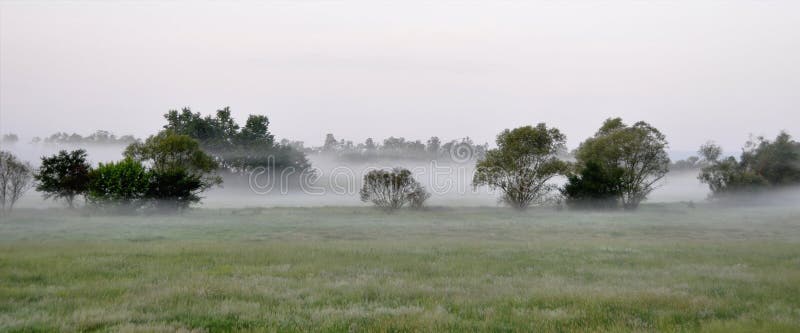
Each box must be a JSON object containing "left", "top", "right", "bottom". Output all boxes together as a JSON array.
[
  {"left": 86, "top": 158, "right": 150, "bottom": 211},
  {"left": 561, "top": 160, "right": 623, "bottom": 209},
  {"left": 360, "top": 168, "right": 428, "bottom": 212}
]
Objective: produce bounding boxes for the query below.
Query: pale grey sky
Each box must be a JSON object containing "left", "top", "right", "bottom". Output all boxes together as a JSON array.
[{"left": 1, "top": 1, "right": 798, "bottom": 153}]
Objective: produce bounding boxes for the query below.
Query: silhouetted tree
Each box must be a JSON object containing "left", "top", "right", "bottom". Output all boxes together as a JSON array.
[{"left": 34, "top": 150, "right": 91, "bottom": 208}]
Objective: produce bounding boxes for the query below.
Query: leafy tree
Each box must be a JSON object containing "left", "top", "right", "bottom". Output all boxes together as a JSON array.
[
  {"left": 0, "top": 151, "right": 33, "bottom": 213},
  {"left": 741, "top": 132, "right": 800, "bottom": 185},
  {"left": 360, "top": 168, "right": 427, "bottom": 212},
  {"left": 699, "top": 132, "right": 800, "bottom": 198},
  {"left": 146, "top": 168, "right": 206, "bottom": 211},
  {"left": 473, "top": 124, "right": 568, "bottom": 210},
  {"left": 125, "top": 131, "right": 221, "bottom": 209},
  {"left": 34, "top": 150, "right": 91, "bottom": 208},
  {"left": 86, "top": 158, "right": 150, "bottom": 211},
  {"left": 575, "top": 118, "right": 670, "bottom": 210},
  {"left": 561, "top": 160, "right": 624, "bottom": 209}
]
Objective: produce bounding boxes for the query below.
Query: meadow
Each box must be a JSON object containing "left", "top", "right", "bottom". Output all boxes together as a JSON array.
[{"left": 1, "top": 204, "right": 799, "bottom": 332}]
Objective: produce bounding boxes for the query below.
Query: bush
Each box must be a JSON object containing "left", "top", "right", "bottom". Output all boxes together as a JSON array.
[
  {"left": 146, "top": 168, "right": 205, "bottom": 211},
  {"left": 86, "top": 158, "right": 150, "bottom": 211},
  {"left": 360, "top": 168, "right": 429, "bottom": 212},
  {"left": 561, "top": 161, "right": 623, "bottom": 209},
  {"left": 699, "top": 132, "right": 799, "bottom": 198}
]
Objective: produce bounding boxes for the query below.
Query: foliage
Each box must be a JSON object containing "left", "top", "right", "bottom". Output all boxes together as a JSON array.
[
  {"left": 407, "top": 182, "right": 431, "bottom": 210},
  {"left": 360, "top": 168, "right": 428, "bottom": 212},
  {"left": 42, "top": 130, "right": 137, "bottom": 145},
  {"left": 163, "top": 107, "right": 309, "bottom": 171},
  {"left": 561, "top": 160, "right": 624, "bottom": 209},
  {"left": 473, "top": 123, "right": 568, "bottom": 210},
  {"left": 0, "top": 151, "right": 33, "bottom": 213},
  {"left": 124, "top": 131, "right": 221, "bottom": 209},
  {"left": 34, "top": 149, "right": 91, "bottom": 208},
  {"left": 699, "top": 132, "right": 800, "bottom": 198},
  {"left": 146, "top": 168, "right": 206, "bottom": 211},
  {"left": 321, "top": 134, "right": 487, "bottom": 163},
  {"left": 86, "top": 158, "right": 150, "bottom": 211},
  {"left": 574, "top": 118, "right": 670, "bottom": 210}
]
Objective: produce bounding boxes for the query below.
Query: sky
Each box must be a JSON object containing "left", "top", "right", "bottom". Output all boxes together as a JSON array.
[{"left": 1, "top": 1, "right": 798, "bottom": 154}]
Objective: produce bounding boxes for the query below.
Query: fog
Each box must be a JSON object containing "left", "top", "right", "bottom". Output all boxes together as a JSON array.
[
  {"left": 2, "top": 141, "right": 712, "bottom": 209},
  {"left": 2, "top": 2, "right": 800, "bottom": 153}
]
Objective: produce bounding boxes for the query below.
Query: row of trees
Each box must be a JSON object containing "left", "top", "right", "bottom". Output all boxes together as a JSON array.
[
  {"left": 319, "top": 133, "right": 488, "bottom": 162},
  {"left": 360, "top": 118, "right": 670, "bottom": 212},
  {"left": 35, "top": 130, "right": 138, "bottom": 145},
  {"left": 473, "top": 118, "right": 670, "bottom": 210},
  {"left": 34, "top": 132, "right": 220, "bottom": 212},
  {"left": 163, "top": 107, "right": 310, "bottom": 172},
  {"left": 698, "top": 132, "right": 800, "bottom": 197}
]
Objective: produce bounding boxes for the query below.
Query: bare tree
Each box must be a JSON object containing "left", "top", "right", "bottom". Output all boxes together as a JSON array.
[{"left": 0, "top": 151, "right": 33, "bottom": 213}]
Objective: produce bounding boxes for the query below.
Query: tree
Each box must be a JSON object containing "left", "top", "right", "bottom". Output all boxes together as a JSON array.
[
  {"left": 163, "top": 107, "right": 308, "bottom": 172},
  {"left": 575, "top": 118, "right": 670, "bottom": 210},
  {"left": 698, "top": 132, "right": 800, "bottom": 198},
  {"left": 323, "top": 133, "right": 338, "bottom": 152},
  {"left": 125, "top": 131, "right": 221, "bottom": 209},
  {"left": 473, "top": 124, "right": 568, "bottom": 210},
  {"left": 2, "top": 134, "right": 19, "bottom": 144},
  {"left": 426, "top": 136, "right": 441, "bottom": 155},
  {"left": 407, "top": 182, "right": 431, "bottom": 210},
  {"left": 360, "top": 168, "right": 427, "bottom": 212},
  {"left": 561, "top": 160, "right": 624, "bottom": 209},
  {"left": 86, "top": 158, "right": 150, "bottom": 211},
  {"left": 0, "top": 151, "right": 33, "bottom": 213},
  {"left": 146, "top": 168, "right": 206, "bottom": 211},
  {"left": 741, "top": 132, "right": 800, "bottom": 185},
  {"left": 34, "top": 150, "right": 91, "bottom": 208}
]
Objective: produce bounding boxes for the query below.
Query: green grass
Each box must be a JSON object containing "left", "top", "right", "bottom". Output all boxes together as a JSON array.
[{"left": 1, "top": 204, "right": 799, "bottom": 332}]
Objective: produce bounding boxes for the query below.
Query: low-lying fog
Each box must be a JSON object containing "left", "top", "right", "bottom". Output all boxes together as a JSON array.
[{"left": 3, "top": 143, "right": 712, "bottom": 209}]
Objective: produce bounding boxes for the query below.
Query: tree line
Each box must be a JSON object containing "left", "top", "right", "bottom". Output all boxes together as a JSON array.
[
  {"left": 1, "top": 109, "right": 798, "bottom": 214},
  {"left": 316, "top": 133, "right": 489, "bottom": 162}
]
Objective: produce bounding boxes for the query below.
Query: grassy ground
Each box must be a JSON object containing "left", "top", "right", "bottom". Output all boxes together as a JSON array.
[{"left": 1, "top": 204, "right": 799, "bottom": 332}]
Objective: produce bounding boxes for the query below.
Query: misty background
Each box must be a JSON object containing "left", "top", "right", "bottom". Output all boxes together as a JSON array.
[{"left": 0, "top": 1, "right": 795, "bottom": 207}]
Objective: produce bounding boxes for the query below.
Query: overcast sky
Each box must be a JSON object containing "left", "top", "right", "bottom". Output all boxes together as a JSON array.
[{"left": 1, "top": 1, "right": 798, "bottom": 153}]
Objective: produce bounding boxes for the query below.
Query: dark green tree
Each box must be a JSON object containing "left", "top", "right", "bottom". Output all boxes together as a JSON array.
[
  {"left": 561, "top": 160, "right": 624, "bottom": 209},
  {"left": 34, "top": 150, "right": 91, "bottom": 208}
]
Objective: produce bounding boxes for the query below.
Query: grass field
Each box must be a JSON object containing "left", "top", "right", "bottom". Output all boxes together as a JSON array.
[{"left": 1, "top": 204, "right": 799, "bottom": 332}]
